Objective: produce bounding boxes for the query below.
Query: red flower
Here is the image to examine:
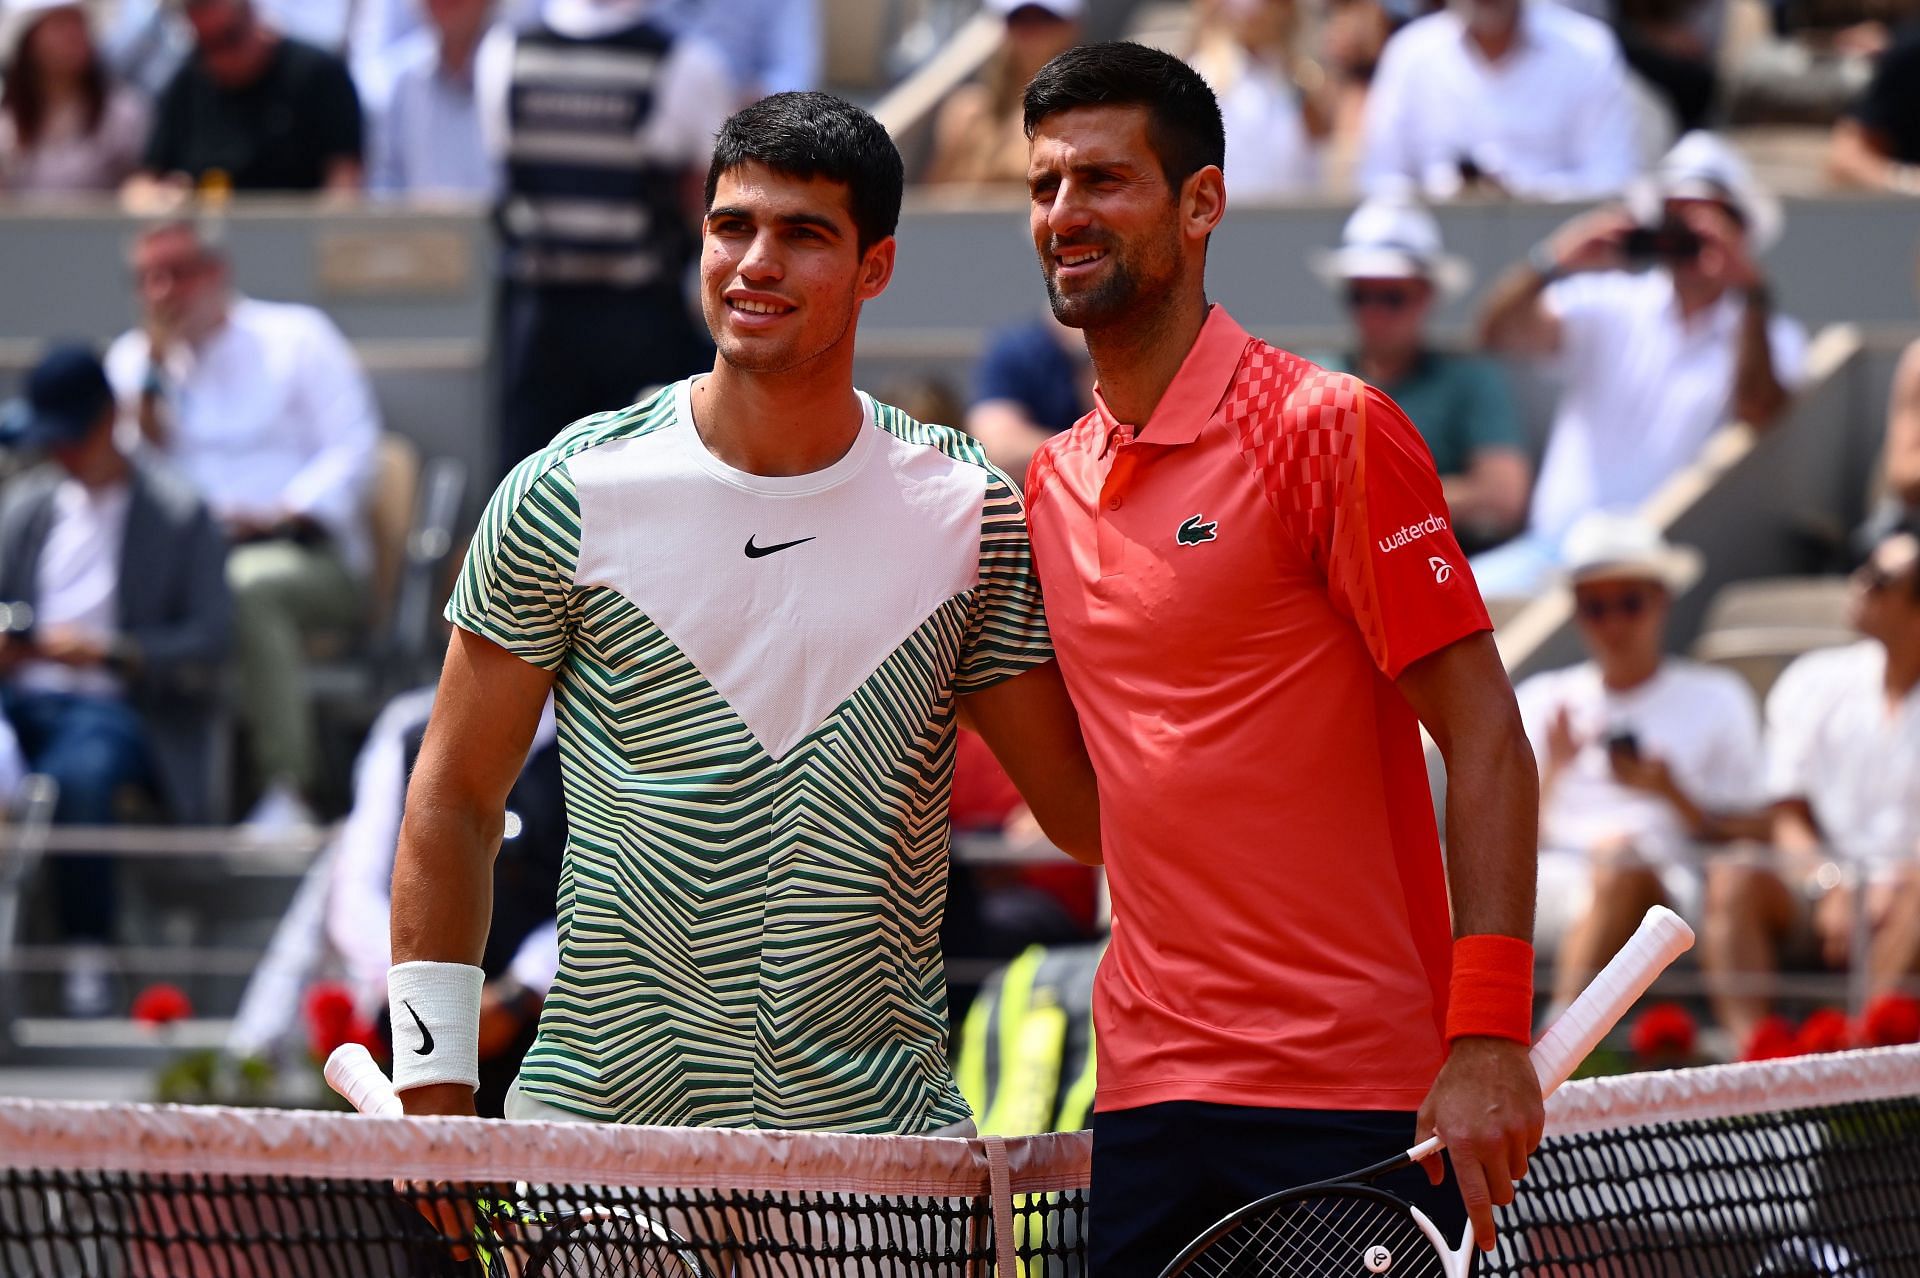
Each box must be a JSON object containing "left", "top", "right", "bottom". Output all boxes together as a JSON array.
[
  {"left": 1796, "top": 1008, "right": 1853, "bottom": 1055},
  {"left": 303, "top": 983, "right": 359, "bottom": 1061},
  {"left": 1740, "top": 1015, "right": 1800, "bottom": 1061},
  {"left": 1859, "top": 993, "right": 1920, "bottom": 1047},
  {"left": 1629, "top": 1003, "right": 1697, "bottom": 1062},
  {"left": 131, "top": 983, "right": 192, "bottom": 1027}
]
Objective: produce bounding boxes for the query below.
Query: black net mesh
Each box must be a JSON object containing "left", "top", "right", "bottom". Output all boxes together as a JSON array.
[{"left": 0, "top": 1172, "right": 1096, "bottom": 1276}]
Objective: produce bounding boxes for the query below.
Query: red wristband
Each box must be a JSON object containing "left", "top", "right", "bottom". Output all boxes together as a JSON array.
[{"left": 1445, "top": 934, "right": 1535, "bottom": 1045}]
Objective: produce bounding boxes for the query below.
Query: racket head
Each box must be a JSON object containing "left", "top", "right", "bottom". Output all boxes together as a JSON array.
[
  {"left": 521, "top": 1206, "right": 714, "bottom": 1278},
  {"left": 1159, "top": 1183, "right": 1468, "bottom": 1278}
]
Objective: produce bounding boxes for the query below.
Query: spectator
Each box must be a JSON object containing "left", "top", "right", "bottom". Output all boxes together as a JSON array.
[
  {"left": 0, "top": 344, "right": 231, "bottom": 1014},
  {"left": 1185, "top": 0, "right": 1332, "bottom": 199},
  {"left": 367, "top": 0, "right": 502, "bottom": 197},
  {"left": 0, "top": 0, "right": 149, "bottom": 195},
  {"left": 104, "top": 220, "right": 379, "bottom": 829},
  {"left": 1358, "top": 0, "right": 1640, "bottom": 199},
  {"left": 1474, "top": 132, "right": 1808, "bottom": 596},
  {"left": 926, "top": 0, "right": 1082, "bottom": 188},
  {"left": 1827, "top": 26, "right": 1920, "bottom": 193},
  {"left": 1704, "top": 523, "right": 1920, "bottom": 1055},
  {"left": 966, "top": 313, "right": 1090, "bottom": 484},
  {"left": 474, "top": 0, "right": 732, "bottom": 471},
  {"left": 1312, "top": 197, "right": 1529, "bottom": 550},
  {"left": 656, "top": 0, "right": 821, "bottom": 102},
  {"left": 135, "top": 0, "right": 363, "bottom": 195},
  {"left": 1876, "top": 339, "right": 1920, "bottom": 532},
  {"left": 1517, "top": 515, "right": 1763, "bottom": 1021}
]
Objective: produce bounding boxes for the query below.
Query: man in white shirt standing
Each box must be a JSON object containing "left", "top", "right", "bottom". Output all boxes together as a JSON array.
[
  {"left": 1359, "top": 0, "right": 1639, "bottom": 201},
  {"left": 1517, "top": 514, "right": 1764, "bottom": 1021},
  {"left": 1706, "top": 524, "right": 1920, "bottom": 1055},
  {"left": 1474, "top": 132, "right": 1808, "bottom": 597},
  {"left": 106, "top": 219, "right": 379, "bottom": 827}
]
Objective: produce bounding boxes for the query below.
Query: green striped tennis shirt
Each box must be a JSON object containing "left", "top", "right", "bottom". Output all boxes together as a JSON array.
[{"left": 447, "top": 380, "right": 1052, "bottom": 1133}]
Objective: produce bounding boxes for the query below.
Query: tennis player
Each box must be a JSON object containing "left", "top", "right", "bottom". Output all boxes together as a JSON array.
[
  {"left": 1017, "top": 44, "right": 1544, "bottom": 1272},
  {"left": 386, "top": 91, "right": 1099, "bottom": 1137}
]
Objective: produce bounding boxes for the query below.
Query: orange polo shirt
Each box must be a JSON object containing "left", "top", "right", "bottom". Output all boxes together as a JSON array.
[{"left": 1025, "top": 307, "right": 1491, "bottom": 1113}]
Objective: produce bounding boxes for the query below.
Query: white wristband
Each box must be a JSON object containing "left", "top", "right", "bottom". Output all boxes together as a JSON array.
[{"left": 388, "top": 961, "right": 485, "bottom": 1093}]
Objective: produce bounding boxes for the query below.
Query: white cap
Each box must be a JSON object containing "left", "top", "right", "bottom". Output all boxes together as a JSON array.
[
  {"left": 987, "top": 0, "right": 1084, "bottom": 18},
  {"left": 1633, "top": 131, "right": 1784, "bottom": 253},
  {"left": 1561, "top": 513, "right": 1703, "bottom": 593},
  {"left": 1, "top": 0, "right": 86, "bottom": 64},
  {"left": 1309, "top": 196, "right": 1473, "bottom": 298}
]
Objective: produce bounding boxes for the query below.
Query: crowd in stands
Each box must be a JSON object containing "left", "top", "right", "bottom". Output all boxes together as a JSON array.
[{"left": 0, "top": 0, "right": 1913, "bottom": 1065}]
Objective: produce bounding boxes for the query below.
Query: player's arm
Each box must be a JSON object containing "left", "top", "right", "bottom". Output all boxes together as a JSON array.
[
  {"left": 1396, "top": 632, "right": 1545, "bottom": 1253},
  {"left": 958, "top": 660, "right": 1101, "bottom": 865},
  {"left": 389, "top": 626, "right": 556, "bottom": 1118}
]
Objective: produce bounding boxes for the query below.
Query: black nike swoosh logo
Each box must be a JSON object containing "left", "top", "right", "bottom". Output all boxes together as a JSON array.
[
  {"left": 403, "top": 1000, "right": 434, "bottom": 1056},
  {"left": 744, "top": 535, "right": 816, "bottom": 558}
]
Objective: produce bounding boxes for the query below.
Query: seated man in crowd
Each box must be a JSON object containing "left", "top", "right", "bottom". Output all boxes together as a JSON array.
[
  {"left": 1517, "top": 515, "right": 1764, "bottom": 1022},
  {"left": 1358, "top": 0, "right": 1639, "bottom": 200},
  {"left": 1313, "top": 196, "right": 1530, "bottom": 552},
  {"left": 1825, "top": 22, "right": 1920, "bottom": 194},
  {"left": 0, "top": 345, "right": 231, "bottom": 1014},
  {"left": 1475, "top": 132, "right": 1808, "bottom": 596},
  {"left": 964, "top": 312, "right": 1090, "bottom": 487},
  {"left": 106, "top": 219, "right": 379, "bottom": 828},
  {"left": 134, "top": 0, "right": 363, "bottom": 194},
  {"left": 1705, "top": 523, "right": 1920, "bottom": 1056}
]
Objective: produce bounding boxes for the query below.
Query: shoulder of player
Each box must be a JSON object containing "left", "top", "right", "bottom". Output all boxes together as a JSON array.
[
  {"left": 502, "top": 386, "right": 680, "bottom": 506},
  {"left": 868, "top": 397, "right": 1018, "bottom": 487},
  {"left": 1235, "top": 341, "right": 1375, "bottom": 435}
]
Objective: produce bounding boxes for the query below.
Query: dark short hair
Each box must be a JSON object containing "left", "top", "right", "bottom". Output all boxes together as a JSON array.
[
  {"left": 1021, "top": 42, "right": 1226, "bottom": 193},
  {"left": 704, "top": 92, "right": 903, "bottom": 252}
]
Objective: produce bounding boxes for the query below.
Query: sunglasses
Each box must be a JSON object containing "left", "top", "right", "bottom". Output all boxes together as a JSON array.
[
  {"left": 1576, "top": 591, "right": 1653, "bottom": 622},
  {"left": 1345, "top": 285, "right": 1416, "bottom": 312},
  {"left": 1853, "top": 563, "right": 1916, "bottom": 596}
]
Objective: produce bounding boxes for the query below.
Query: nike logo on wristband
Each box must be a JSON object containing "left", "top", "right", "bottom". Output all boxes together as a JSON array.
[{"left": 402, "top": 1000, "right": 435, "bottom": 1056}]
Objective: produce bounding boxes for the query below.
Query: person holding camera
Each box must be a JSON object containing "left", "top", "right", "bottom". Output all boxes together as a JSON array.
[
  {"left": 1473, "top": 132, "right": 1807, "bottom": 597},
  {"left": 1515, "top": 513, "right": 1766, "bottom": 1026}
]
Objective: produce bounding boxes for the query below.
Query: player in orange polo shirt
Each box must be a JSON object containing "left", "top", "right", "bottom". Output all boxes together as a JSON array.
[{"left": 1017, "top": 43, "right": 1546, "bottom": 1275}]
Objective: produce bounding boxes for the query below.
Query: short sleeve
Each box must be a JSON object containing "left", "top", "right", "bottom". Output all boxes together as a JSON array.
[
  {"left": 1696, "top": 673, "right": 1765, "bottom": 809},
  {"left": 445, "top": 456, "right": 581, "bottom": 670},
  {"left": 955, "top": 468, "right": 1053, "bottom": 691},
  {"left": 1767, "top": 314, "right": 1811, "bottom": 393},
  {"left": 1848, "top": 39, "right": 1920, "bottom": 141},
  {"left": 1253, "top": 371, "right": 1492, "bottom": 678},
  {"left": 312, "top": 51, "right": 366, "bottom": 162},
  {"left": 1456, "top": 357, "right": 1525, "bottom": 455},
  {"left": 970, "top": 327, "right": 1038, "bottom": 408}
]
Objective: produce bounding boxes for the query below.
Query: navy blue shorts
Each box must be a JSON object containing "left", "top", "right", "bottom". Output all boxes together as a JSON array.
[{"left": 1087, "top": 1101, "right": 1469, "bottom": 1278}]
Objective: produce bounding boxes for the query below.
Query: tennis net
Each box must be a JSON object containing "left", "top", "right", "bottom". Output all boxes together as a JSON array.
[{"left": 0, "top": 1042, "right": 1916, "bottom": 1276}]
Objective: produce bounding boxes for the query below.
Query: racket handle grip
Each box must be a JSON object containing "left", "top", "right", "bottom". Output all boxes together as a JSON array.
[
  {"left": 325, "top": 1043, "right": 405, "bottom": 1116},
  {"left": 1528, "top": 904, "right": 1694, "bottom": 1097}
]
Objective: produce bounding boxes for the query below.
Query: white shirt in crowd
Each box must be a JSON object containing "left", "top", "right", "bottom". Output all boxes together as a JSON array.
[
  {"left": 1528, "top": 270, "right": 1808, "bottom": 546},
  {"left": 368, "top": 25, "right": 506, "bottom": 197},
  {"left": 654, "top": 0, "right": 821, "bottom": 98},
  {"left": 1767, "top": 641, "right": 1920, "bottom": 880},
  {"left": 1191, "top": 42, "right": 1320, "bottom": 200},
  {"left": 1359, "top": 0, "right": 1640, "bottom": 200},
  {"left": 1518, "top": 658, "right": 1764, "bottom": 866},
  {"left": 14, "top": 479, "right": 133, "bottom": 701},
  {"left": 104, "top": 298, "right": 381, "bottom": 577},
  {"left": 473, "top": 0, "right": 734, "bottom": 169}
]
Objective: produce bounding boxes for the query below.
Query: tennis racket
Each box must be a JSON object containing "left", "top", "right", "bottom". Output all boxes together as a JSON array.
[
  {"left": 324, "top": 1043, "right": 714, "bottom": 1278},
  {"left": 1158, "top": 905, "right": 1696, "bottom": 1278}
]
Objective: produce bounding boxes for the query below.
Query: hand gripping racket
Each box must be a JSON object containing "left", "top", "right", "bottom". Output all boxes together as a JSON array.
[
  {"left": 325, "top": 1044, "right": 714, "bottom": 1278},
  {"left": 1157, "top": 905, "right": 1696, "bottom": 1278}
]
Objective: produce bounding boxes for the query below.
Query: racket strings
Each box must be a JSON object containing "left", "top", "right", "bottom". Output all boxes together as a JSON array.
[{"left": 1183, "top": 1193, "right": 1448, "bottom": 1278}]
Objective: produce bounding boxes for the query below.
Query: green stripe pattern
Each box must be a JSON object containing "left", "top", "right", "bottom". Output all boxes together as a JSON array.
[{"left": 447, "top": 387, "right": 1051, "bottom": 1133}]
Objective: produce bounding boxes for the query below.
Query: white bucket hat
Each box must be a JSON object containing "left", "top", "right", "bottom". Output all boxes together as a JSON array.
[
  {"left": 1632, "top": 131, "right": 1785, "bottom": 254},
  {"left": 0, "top": 0, "right": 87, "bottom": 66},
  {"left": 1562, "top": 512, "right": 1703, "bottom": 593},
  {"left": 987, "top": 0, "right": 1084, "bottom": 18},
  {"left": 1309, "top": 196, "right": 1473, "bottom": 299}
]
